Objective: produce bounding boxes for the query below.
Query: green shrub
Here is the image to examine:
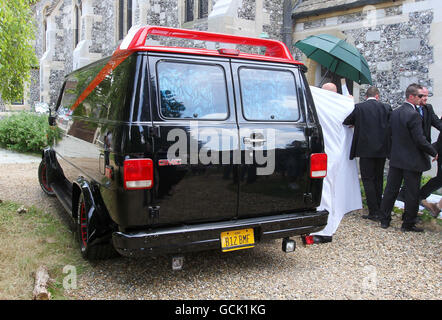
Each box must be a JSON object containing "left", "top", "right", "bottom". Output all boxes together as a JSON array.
[
  {"left": 421, "top": 175, "right": 432, "bottom": 187},
  {"left": 0, "top": 112, "right": 62, "bottom": 153}
]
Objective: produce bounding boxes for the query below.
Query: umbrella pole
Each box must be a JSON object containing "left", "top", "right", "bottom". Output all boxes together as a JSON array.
[
  {"left": 318, "top": 69, "right": 331, "bottom": 87},
  {"left": 319, "top": 60, "right": 344, "bottom": 90}
]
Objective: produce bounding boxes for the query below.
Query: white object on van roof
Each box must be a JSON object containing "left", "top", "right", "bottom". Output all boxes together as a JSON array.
[{"left": 120, "top": 25, "right": 143, "bottom": 50}]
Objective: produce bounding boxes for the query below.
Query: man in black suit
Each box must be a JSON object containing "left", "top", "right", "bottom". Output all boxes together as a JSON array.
[
  {"left": 418, "top": 87, "right": 442, "bottom": 215},
  {"left": 379, "top": 84, "right": 438, "bottom": 232},
  {"left": 420, "top": 87, "right": 442, "bottom": 142},
  {"left": 397, "top": 86, "right": 442, "bottom": 203},
  {"left": 343, "top": 87, "right": 391, "bottom": 221},
  {"left": 420, "top": 126, "right": 442, "bottom": 216}
]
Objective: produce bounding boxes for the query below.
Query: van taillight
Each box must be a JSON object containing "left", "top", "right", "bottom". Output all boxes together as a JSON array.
[
  {"left": 123, "top": 159, "right": 153, "bottom": 190},
  {"left": 310, "top": 153, "right": 327, "bottom": 178}
]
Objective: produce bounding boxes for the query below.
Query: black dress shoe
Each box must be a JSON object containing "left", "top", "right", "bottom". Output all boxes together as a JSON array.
[
  {"left": 380, "top": 221, "right": 390, "bottom": 229},
  {"left": 401, "top": 225, "right": 424, "bottom": 232},
  {"left": 362, "top": 214, "right": 380, "bottom": 221},
  {"left": 312, "top": 235, "right": 333, "bottom": 244}
]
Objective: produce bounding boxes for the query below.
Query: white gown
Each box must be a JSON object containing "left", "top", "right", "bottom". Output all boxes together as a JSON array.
[{"left": 309, "top": 86, "right": 363, "bottom": 237}]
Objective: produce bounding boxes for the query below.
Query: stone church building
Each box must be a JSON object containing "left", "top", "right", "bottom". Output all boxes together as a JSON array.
[
  {"left": 3, "top": 0, "right": 442, "bottom": 121},
  {"left": 20, "top": 0, "right": 288, "bottom": 110},
  {"left": 292, "top": 0, "right": 442, "bottom": 112}
]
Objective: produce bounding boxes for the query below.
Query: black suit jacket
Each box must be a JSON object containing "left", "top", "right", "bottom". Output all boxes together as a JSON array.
[
  {"left": 343, "top": 99, "right": 392, "bottom": 160},
  {"left": 422, "top": 103, "right": 442, "bottom": 142},
  {"left": 432, "top": 116, "right": 442, "bottom": 154},
  {"left": 389, "top": 102, "right": 437, "bottom": 172}
]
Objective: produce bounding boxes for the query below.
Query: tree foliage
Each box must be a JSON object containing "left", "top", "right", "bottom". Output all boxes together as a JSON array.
[{"left": 0, "top": 0, "right": 38, "bottom": 103}]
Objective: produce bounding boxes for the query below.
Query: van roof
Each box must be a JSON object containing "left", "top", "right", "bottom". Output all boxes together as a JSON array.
[{"left": 114, "top": 25, "right": 303, "bottom": 65}]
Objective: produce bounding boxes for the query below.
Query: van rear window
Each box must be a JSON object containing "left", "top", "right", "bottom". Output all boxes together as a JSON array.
[
  {"left": 239, "top": 68, "right": 300, "bottom": 121},
  {"left": 157, "top": 61, "right": 229, "bottom": 120}
]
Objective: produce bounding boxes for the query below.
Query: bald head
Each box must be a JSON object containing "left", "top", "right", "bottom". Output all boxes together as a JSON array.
[
  {"left": 420, "top": 87, "right": 429, "bottom": 106},
  {"left": 322, "top": 82, "right": 337, "bottom": 93}
]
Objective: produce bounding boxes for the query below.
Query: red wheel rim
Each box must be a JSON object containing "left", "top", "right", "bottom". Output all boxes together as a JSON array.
[
  {"left": 41, "top": 164, "right": 53, "bottom": 192},
  {"left": 79, "top": 201, "right": 88, "bottom": 249}
]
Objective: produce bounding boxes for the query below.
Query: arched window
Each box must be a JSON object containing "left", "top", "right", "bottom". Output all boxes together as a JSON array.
[
  {"left": 117, "top": 0, "right": 132, "bottom": 41},
  {"left": 185, "top": 0, "right": 194, "bottom": 22},
  {"left": 184, "top": 0, "right": 209, "bottom": 23},
  {"left": 198, "top": 0, "right": 208, "bottom": 19},
  {"left": 42, "top": 6, "right": 49, "bottom": 52},
  {"left": 43, "top": 20, "right": 47, "bottom": 52},
  {"left": 74, "top": 0, "right": 82, "bottom": 47}
]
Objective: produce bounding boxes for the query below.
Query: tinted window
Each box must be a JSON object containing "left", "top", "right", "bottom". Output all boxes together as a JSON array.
[
  {"left": 62, "top": 55, "right": 135, "bottom": 121},
  {"left": 61, "top": 59, "right": 108, "bottom": 118},
  {"left": 60, "top": 78, "right": 79, "bottom": 110},
  {"left": 239, "top": 68, "right": 300, "bottom": 121},
  {"left": 157, "top": 61, "right": 229, "bottom": 120}
]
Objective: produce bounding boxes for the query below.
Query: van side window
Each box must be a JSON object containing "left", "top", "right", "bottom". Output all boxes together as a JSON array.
[
  {"left": 56, "top": 77, "right": 80, "bottom": 122},
  {"left": 239, "top": 68, "right": 300, "bottom": 121},
  {"left": 157, "top": 61, "right": 229, "bottom": 120},
  {"left": 60, "top": 78, "right": 79, "bottom": 110},
  {"left": 69, "top": 55, "right": 135, "bottom": 121},
  {"left": 69, "top": 60, "right": 108, "bottom": 118}
]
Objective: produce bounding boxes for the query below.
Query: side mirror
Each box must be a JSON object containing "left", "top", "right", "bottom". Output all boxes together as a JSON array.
[
  {"left": 48, "top": 115, "right": 56, "bottom": 126},
  {"left": 48, "top": 103, "right": 56, "bottom": 126}
]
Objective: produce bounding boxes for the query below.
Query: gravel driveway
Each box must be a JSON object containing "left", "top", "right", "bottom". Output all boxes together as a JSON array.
[{"left": 0, "top": 159, "right": 440, "bottom": 300}]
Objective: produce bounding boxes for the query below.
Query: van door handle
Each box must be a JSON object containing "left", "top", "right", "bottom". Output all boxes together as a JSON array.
[{"left": 243, "top": 137, "right": 266, "bottom": 144}]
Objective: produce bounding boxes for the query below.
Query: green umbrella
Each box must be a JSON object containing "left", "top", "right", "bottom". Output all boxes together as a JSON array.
[{"left": 294, "top": 34, "right": 372, "bottom": 85}]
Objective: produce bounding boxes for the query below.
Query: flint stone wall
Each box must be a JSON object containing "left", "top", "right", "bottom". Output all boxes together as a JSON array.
[
  {"left": 294, "top": 4, "right": 434, "bottom": 107},
  {"left": 347, "top": 9, "right": 433, "bottom": 106}
]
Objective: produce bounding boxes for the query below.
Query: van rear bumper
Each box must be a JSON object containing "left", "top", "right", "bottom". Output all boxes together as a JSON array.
[{"left": 112, "top": 210, "right": 328, "bottom": 257}]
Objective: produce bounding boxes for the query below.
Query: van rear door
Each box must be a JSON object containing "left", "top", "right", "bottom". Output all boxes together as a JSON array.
[
  {"left": 231, "top": 61, "right": 311, "bottom": 218},
  {"left": 148, "top": 54, "right": 239, "bottom": 225}
]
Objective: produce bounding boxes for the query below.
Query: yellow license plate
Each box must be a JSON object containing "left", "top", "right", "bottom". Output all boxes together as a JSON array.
[{"left": 220, "top": 228, "right": 255, "bottom": 252}]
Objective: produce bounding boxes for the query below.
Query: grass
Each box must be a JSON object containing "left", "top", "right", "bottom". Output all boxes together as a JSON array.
[{"left": 0, "top": 200, "right": 88, "bottom": 299}]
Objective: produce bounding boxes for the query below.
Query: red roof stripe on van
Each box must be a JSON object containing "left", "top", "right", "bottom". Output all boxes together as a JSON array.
[
  {"left": 115, "top": 25, "right": 302, "bottom": 65},
  {"left": 70, "top": 51, "right": 133, "bottom": 112},
  {"left": 131, "top": 46, "right": 301, "bottom": 65}
]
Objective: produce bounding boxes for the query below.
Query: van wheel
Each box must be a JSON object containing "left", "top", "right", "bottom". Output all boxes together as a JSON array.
[
  {"left": 76, "top": 193, "right": 118, "bottom": 260},
  {"left": 38, "top": 160, "right": 55, "bottom": 196}
]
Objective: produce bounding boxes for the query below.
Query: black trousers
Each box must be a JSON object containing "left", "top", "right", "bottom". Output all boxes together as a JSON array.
[
  {"left": 379, "top": 166, "right": 422, "bottom": 227},
  {"left": 420, "top": 158, "right": 442, "bottom": 199},
  {"left": 397, "top": 158, "right": 442, "bottom": 200},
  {"left": 360, "top": 157, "right": 386, "bottom": 216}
]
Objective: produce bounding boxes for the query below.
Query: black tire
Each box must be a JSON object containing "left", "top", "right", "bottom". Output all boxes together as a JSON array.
[
  {"left": 76, "top": 193, "right": 118, "bottom": 260},
  {"left": 38, "top": 159, "right": 55, "bottom": 196}
]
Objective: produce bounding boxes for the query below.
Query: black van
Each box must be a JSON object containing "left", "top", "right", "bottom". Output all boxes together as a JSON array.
[{"left": 39, "top": 26, "right": 328, "bottom": 261}]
